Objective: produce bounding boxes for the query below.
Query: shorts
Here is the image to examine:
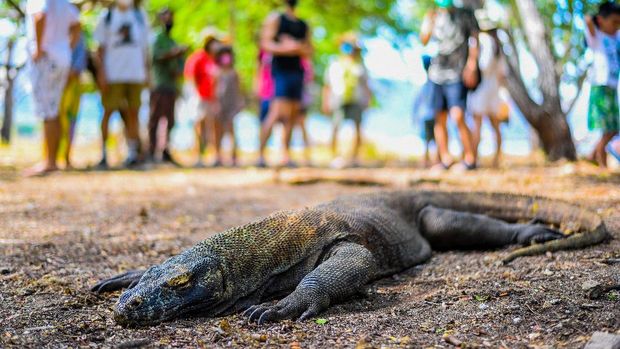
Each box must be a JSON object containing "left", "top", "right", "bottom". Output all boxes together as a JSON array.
[
  {"left": 30, "top": 56, "right": 69, "bottom": 120},
  {"left": 149, "top": 88, "right": 177, "bottom": 130},
  {"left": 428, "top": 81, "right": 467, "bottom": 115},
  {"left": 102, "top": 83, "right": 143, "bottom": 111},
  {"left": 588, "top": 85, "right": 619, "bottom": 132},
  {"left": 334, "top": 103, "right": 364, "bottom": 125},
  {"left": 273, "top": 69, "right": 304, "bottom": 101}
]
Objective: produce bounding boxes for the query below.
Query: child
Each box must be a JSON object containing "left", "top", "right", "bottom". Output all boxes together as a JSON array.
[
  {"left": 585, "top": 2, "right": 620, "bottom": 168},
  {"left": 213, "top": 45, "right": 244, "bottom": 166}
]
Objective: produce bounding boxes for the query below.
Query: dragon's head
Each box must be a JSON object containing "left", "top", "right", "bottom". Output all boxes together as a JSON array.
[{"left": 113, "top": 250, "right": 225, "bottom": 326}]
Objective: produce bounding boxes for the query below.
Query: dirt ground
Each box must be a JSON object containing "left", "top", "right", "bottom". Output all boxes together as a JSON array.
[{"left": 0, "top": 163, "right": 619, "bottom": 348}]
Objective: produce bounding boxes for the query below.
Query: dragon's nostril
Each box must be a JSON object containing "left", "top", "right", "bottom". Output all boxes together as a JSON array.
[{"left": 130, "top": 296, "right": 143, "bottom": 307}]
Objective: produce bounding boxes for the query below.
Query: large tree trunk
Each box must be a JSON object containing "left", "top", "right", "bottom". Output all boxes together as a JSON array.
[
  {"left": 1, "top": 39, "right": 15, "bottom": 144},
  {"left": 503, "top": 0, "right": 577, "bottom": 161}
]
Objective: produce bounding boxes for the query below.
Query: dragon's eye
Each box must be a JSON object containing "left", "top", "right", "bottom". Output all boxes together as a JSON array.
[{"left": 166, "top": 274, "right": 191, "bottom": 288}]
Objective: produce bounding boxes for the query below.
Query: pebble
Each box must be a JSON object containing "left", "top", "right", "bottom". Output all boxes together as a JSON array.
[
  {"left": 513, "top": 317, "right": 522, "bottom": 325},
  {"left": 478, "top": 303, "right": 489, "bottom": 310}
]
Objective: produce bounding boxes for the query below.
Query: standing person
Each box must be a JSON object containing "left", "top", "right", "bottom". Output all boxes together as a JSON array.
[
  {"left": 468, "top": 19, "right": 507, "bottom": 168},
  {"left": 420, "top": 0, "right": 480, "bottom": 171},
  {"left": 24, "top": 0, "right": 80, "bottom": 176},
  {"left": 148, "top": 8, "right": 186, "bottom": 166},
  {"left": 412, "top": 55, "right": 438, "bottom": 168},
  {"left": 94, "top": 0, "right": 150, "bottom": 168},
  {"left": 322, "top": 34, "right": 371, "bottom": 168},
  {"left": 258, "top": 0, "right": 312, "bottom": 168},
  {"left": 185, "top": 30, "right": 220, "bottom": 167},
  {"left": 585, "top": 2, "right": 620, "bottom": 168},
  {"left": 213, "top": 45, "right": 244, "bottom": 166},
  {"left": 59, "top": 33, "right": 87, "bottom": 169}
]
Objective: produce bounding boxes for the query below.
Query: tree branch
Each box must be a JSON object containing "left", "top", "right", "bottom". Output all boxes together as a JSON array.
[
  {"left": 563, "top": 64, "right": 590, "bottom": 115},
  {"left": 5, "top": 0, "right": 25, "bottom": 18}
]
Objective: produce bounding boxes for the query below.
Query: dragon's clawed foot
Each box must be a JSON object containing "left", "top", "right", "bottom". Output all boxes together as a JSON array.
[
  {"left": 243, "top": 291, "right": 326, "bottom": 325},
  {"left": 516, "top": 224, "right": 565, "bottom": 246}
]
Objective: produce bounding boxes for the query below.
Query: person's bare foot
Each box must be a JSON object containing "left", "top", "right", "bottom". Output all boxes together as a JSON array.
[{"left": 22, "top": 163, "right": 58, "bottom": 178}]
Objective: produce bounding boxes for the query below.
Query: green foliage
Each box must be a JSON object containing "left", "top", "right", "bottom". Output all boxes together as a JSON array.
[
  {"left": 315, "top": 318, "right": 329, "bottom": 325},
  {"left": 142, "top": 0, "right": 402, "bottom": 91}
]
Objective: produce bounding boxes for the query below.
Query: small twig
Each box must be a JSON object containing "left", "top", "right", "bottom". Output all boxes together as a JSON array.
[{"left": 601, "top": 258, "right": 620, "bottom": 265}]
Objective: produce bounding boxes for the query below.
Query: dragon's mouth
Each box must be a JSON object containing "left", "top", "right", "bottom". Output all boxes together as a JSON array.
[{"left": 114, "top": 297, "right": 228, "bottom": 327}]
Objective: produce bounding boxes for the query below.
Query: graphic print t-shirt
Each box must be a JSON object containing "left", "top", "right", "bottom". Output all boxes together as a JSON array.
[{"left": 94, "top": 7, "right": 149, "bottom": 83}]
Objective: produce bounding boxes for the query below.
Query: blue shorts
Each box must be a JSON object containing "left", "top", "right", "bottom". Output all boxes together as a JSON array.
[
  {"left": 428, "top": 81, "right": 467, "bottom": 115},
  {"left": 259, "top": 99, "right": 271, "bottom": 123},
  {"left": 273, "top": 69, "right": 304, "bottom": 101}
]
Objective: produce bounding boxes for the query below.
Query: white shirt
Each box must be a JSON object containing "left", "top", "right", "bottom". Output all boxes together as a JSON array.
[
  {"left": 585, "top": 28, "right": 620, "bottom": 88},
  {"left": 94, "top": 7, "right": 150, "bottom": 83},
  {"left": 26, "top": 0, "right": 79, "bottom": 68}
]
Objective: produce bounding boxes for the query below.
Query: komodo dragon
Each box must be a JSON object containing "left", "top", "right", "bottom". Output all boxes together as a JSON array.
[{"left": 91, "top": 190, "right": 610, "bottom": 327}]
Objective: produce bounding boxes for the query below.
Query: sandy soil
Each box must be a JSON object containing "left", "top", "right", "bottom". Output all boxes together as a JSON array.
[{"left": 0, "top": 163, "right": 619, "bottom": 348}]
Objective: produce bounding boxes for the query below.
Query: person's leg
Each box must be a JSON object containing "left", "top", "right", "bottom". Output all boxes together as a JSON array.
[
  {"left": 212, "top": 118, "right": 224, "bottom": 166},
  {"left": 124, "top": 84, "right": 143, "bottom": 165},
  {"left": 259, "top": 99, "right": 285, "bottom": 165},
  {"left": 297, "top": 112, "right": 311, "bottom": 164},
  {"left": 43, "top": 118, "right": 61, "bottom": 171},
  {"left": 99, "top": 109, "right": 114, "bottom": 166},
  {"left": 489, "top": 115, "right": 502, "bottom": 168},
  {"left": 472, "top": 113, "right": 483, "bottom": 161},
  {"left": 148, "top": 90, "right": 161, "bottom": 159},
  {"left": 66, "top": 118, "right": 77, "bottom": 168},
  {"left": 450, "top": 106, "right": 475, "bottom": 166},
  {"left": 227, "top": 120, "right": 238, "bottom": 166},
  {"left": 162, "top": 92, "right": 178, "bottom": 164},
  {"left": 434, "top": 110, "right": 451, "bottom": 166},
  {"left": 281, "top": 101, "right": 298, "bottom": 166},
  {"left": 595, "top": 132, "right": 616, "bottom": 168}
]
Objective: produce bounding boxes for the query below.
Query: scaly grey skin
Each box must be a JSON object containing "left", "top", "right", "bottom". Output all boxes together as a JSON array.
[{"left": 91, "top": 190, "right": 611, "bottom": 327}]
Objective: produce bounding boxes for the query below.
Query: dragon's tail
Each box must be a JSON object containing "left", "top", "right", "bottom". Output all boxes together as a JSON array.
[{"left": 416, "top": 191, "right": 612, "bottom": 264}]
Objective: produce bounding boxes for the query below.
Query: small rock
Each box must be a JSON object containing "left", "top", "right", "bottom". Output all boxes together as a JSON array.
[
  {"left": 582, "top": 281, "right": 601, "bottom": 291},
  {"left": 478, "top": 303, "right": 489, "bottom": 310},
  {"left": 529, "top": 332, "right": 541, "bottom": 340},
  {"left": 584, "top": 332, "right": 620, "bottom": 349},
  {"left": 0, "top": 267, "right": 11, "bottom": 275},
  {"left": 512, "top": 317, "right": 522, "bottom": 325}
]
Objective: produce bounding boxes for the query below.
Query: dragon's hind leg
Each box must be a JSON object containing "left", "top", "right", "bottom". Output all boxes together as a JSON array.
[
  {"left": 243, "top": 242, "right": 377, "bottom": 324},
  {"left": 418, "top": 206, "right": 564, "bottom": 250}
]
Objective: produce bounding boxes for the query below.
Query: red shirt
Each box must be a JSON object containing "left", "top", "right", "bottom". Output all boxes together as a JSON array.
[{"left": 184, "top": 50, "right": 216, "bottom": 101}]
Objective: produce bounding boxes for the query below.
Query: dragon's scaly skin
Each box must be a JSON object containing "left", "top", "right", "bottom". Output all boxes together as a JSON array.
[{"left": 91, "top": 190, "right": 610, "bottom": 326}]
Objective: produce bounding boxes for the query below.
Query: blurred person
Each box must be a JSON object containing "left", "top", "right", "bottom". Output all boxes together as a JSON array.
[
  {"left": 322, "top": 34, "right": 371, "bottom": 168},
  {"left": 185, "top": 30, "right": 221, "bottom": 167},
  {"left": 258, "top": 0, "right": 312, "bottom": 168},
  {"left": 148, "top": 8, "right": 186, "bottom": 166},
  {"left": 468, "top": 17, "right": 507, "bottom": 168},
  {"left": 585, "top": 2, "right": 620, "bottom": 168},
  {"left": 24, "top": 0, "right": 80, "bottom": 177},
  {"left": 212, "top": 45, "right": 244, "bottom": 166},
  {"left": 420, "top": 0, "right": 480, "bottom": 171},
  {"left": 412, "top": 55, "right": 438, "bottom": 168},
  {"left": 59, "top": 33, "right": 87, "bottom": 169},
  {"left": 94, "top": 0, "right": 150, "bottom": 169}
]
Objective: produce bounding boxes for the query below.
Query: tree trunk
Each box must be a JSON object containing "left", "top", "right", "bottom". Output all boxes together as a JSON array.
[
  {"left": 1, "top": 39, "right": 15, "bottom": 144},
  {"left": 503, "top": 0, "right": 577, "bottom": 161}
]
